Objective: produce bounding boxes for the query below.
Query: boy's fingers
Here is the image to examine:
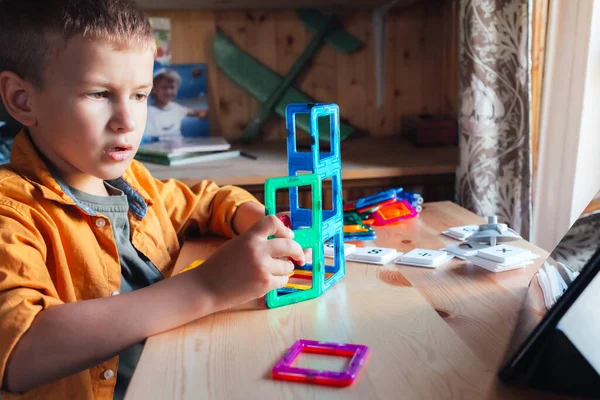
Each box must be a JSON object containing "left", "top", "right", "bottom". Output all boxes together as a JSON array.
[
  {"left": 267, "top": 238, "right": 305, "bottom": 264},
  {"left": 270, "top": 274, "right": 290, "bottom": 290},
  {"left": 250, "top": 215, "right": 293, "bottom": 239},
  {"left": 268, "top": 259, "right": 296, "bottom": 276}
]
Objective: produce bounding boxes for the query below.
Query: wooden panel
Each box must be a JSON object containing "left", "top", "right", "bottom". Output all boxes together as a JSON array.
[
  {"left": 583, "top": 198, "right": 600, "bottom": 215},
  {"left": 215, "top": 11, "right": 252, "bottom": 139},
  {"left": 138, "top": 0, "right": 419, "bottom": 10},
  {"left": 244, "top": 10, "right": 280, "bottom": 140},
  {"left": 531, "top": 0, "right": 549, "bottom": 187},
  {"left": 394, "top": 5, "right": 425, "bottom": 133},
  {"left": 301, "top": 18, "right": 337, "bottom": 106},
  {"left": 336, "top": 12, "right": 368, "bottom": 133},
  {"left": 442, "top": 0, "right": 458, "bottom": 115},
  {"left": 365, "top": 8, "right": 397, "bottom": 135},
  {"left": 273, "top": 10, "right": 309, "bottom": 139},
  {"left": 146, "top": 3, "right": 458, "bottom": 140},
  {"left": 421, "top": 2, "right": 443, "bottom": 115}
]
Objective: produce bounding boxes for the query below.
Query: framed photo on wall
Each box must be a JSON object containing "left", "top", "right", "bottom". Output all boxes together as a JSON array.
[{"left": 143, "top": 62, "right": 210, "bottom": 144}]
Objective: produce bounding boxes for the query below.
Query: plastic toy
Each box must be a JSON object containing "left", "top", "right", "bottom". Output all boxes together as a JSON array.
[
  {"left": 264, "top": 103, "right": 345, "bottom": 308},
  {"left": 372, "top": 199, "right": 418, "bottom": 225},
  {"left": 343, "top": 202, "right": 356, "bottom": 212},
  {"left": 468, "top": 216, "right": 522, "bottom": 247},
  {"left": 343, "top": 212, "right": 363, "bottom": 226},
  {"left": 344, "top": 187, "right": 422, "bottom": 228},
  {"left": 344, "top": 224, "right": 371, "bottom": 233},
  {"left": 355, "top": 188, "right": 397, "bottom": 210},
  {"left": 397, "top": 190, "right": 424, "bottom": 205},
  {"left": 272, "top": 339, "right": 369, "bottom": 387},
  {"left": 179, "top": 259, "right": 204, "bottom": 274},
  {"left": 284, "top": 270, "right": 334, "bottom": 291},
  {"left": 344, "top": 232, "right": 376, "bottom": 242}
]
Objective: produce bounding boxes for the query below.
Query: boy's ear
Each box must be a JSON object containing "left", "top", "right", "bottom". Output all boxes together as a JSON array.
[{"left": 0, "top": 71, "right": 37, "bottom": 127}]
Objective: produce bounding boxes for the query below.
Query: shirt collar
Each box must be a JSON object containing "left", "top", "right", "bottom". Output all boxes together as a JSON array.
[{"left": 9, "top": 129, "right": 152, "bottom": 218}]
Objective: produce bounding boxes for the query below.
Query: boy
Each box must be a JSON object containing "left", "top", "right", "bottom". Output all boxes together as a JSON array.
[
  {"left": 0, "top": 0, "right": 304, "bottom": 399},
  {"left": 145, "top": 68, "right": 208, "bottom": 141}
]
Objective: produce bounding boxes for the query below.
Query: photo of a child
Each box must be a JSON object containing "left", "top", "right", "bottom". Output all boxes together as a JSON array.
[{"left": 144, "top": 64, "right": 209, "bottom": 143}]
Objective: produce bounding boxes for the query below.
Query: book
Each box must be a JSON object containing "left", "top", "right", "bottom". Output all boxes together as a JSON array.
[
  {"left": 135, "top": 149, "right": 240, "bottom": 167},
  {"left": 136, "top": 136, "right": 231, "bottom": 157}
]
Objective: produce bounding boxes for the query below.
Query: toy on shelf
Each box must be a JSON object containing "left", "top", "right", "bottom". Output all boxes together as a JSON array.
[
  {"left": 264, "top": 103, "right": 346, "bottom": 309},
  {"left": 212, "top": 10, "right": 361, "bottom": 143},
  {"left": 272, "top": 339, "right": 369, "bottom": 387}
]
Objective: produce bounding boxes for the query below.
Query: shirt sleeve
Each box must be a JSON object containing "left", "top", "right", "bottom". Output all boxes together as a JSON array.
[
  {"left": 144, "top": 106, "right": 160, "bottom": 138},
  {"left": 0, "top": 201, "right": 63, "bottom": 387},
  {"left": 129, "top": 161, "right": 263, "bottom": 238},
  {"left": 171, "top": 101, "right": 191, "bottom": 119}
]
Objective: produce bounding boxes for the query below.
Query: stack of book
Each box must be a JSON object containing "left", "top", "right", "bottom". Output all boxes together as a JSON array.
[{"left": 134, "top": 137, "right": 239, "bottom": 166}]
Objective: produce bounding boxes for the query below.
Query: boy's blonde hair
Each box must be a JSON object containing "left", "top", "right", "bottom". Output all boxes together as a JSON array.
[
  {"left": 0, "top": 0, "right": 155, "bottom": 89},
  {"left": 153, "top": 68, "right": 182, "bottom": 87}
]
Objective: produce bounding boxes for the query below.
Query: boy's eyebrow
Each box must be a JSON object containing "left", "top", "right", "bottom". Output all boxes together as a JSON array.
[
  {"left": 134, "top": 83, "right": 153, "bottom": 90},
  {"left": 79, "top": 80, "right": 153, "bottom": 90},
  {"left": 79, "top": 80, "right": 111, "bottom": 87}
]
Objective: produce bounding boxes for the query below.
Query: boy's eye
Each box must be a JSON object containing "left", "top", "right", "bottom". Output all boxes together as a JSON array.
[
  {"left": 88, "top": 92, "right": 108, "bottom": 100},
  {"left": 134, "top": 93, "right": 148, "bottom": 101}
]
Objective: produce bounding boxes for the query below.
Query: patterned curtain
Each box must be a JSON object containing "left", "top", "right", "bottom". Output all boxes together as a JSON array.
[{"left": 456, "top": 0, "right": 532, "bottom": 239}]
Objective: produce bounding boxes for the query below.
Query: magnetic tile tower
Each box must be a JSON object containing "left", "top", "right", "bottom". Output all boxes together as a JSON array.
[{"left": 264, "top": 103, "right": 345, "bottom": 309}]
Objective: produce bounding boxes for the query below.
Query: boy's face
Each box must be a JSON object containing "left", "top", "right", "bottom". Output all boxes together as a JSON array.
[
  {"left": 29, "top": 35, "right": 154, "bottom": 190},
  {"left": 152, "top": 77, "right": 179, "bottom": 107}
]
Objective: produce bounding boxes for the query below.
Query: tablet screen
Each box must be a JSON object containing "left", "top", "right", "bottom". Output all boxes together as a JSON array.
[{"left": 501, "top": 200, "right": 600, "bottom": 376}]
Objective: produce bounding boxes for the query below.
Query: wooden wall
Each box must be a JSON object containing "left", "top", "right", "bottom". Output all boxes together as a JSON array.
[{"left": 146, "top": 0, "right": 458, "bottom": 142}]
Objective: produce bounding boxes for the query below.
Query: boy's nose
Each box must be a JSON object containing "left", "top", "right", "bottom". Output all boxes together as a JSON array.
[{"left": 109, "top": 104, "right": 136, "bottom": 133}]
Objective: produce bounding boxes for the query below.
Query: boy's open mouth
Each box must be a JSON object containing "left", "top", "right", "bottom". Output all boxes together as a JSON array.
[
  {"left": 107, "top": 144, "right": 133, "bottom": 152},
  {"left": 104, "top": 144, "right": 133, "bottom": 162}
]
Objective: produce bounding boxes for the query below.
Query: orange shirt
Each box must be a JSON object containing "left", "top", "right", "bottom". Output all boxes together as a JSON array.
[{"left": 0, "top": 131, "right": 261, "bottom": 399}]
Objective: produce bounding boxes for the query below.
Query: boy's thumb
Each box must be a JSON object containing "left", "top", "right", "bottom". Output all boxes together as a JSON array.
[{"left": 250, "top": 215, "right": 294, "bottom": 239}]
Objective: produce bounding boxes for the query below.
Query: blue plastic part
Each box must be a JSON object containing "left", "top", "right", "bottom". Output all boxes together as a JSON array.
[
  {"left": 323, "top": 230, "right": 346, "bottom": 289},
  {"left": 285, "top": 103, "right": 344, "bottom": 277},
  {"left": 355, "top": 189, "right": 397, "bottom": 210},
  {"left": 396, "top": 190, "right": 424, "bottom": 208},
  {"left": 344, "top": 233, "right": 376, "bottom": 242}
]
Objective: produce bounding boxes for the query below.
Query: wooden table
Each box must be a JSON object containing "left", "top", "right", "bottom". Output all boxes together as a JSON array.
[{"left": 126, "top": 202, "right": 571, "bottom": 400}]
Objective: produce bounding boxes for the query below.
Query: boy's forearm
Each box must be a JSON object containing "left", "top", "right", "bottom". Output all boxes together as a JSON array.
[
  {"left": 232, "top": 201, "right": 265, "bottom": 235},
  {"left": 3, "top": 272, "right": 219, "bottom": 393}
]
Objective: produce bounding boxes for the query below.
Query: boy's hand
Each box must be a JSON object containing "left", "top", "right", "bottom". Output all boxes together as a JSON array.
[
  {"left": 194, "top": 215, "right": 306, "bottom": 310},
  {"left": 231, "top": 202, "right": 265, "bottom": 235}
]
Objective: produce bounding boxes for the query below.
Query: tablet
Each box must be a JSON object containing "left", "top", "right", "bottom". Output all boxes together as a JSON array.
[{"left": 499, "top": 207, "right": 600, "bottom": 397}]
